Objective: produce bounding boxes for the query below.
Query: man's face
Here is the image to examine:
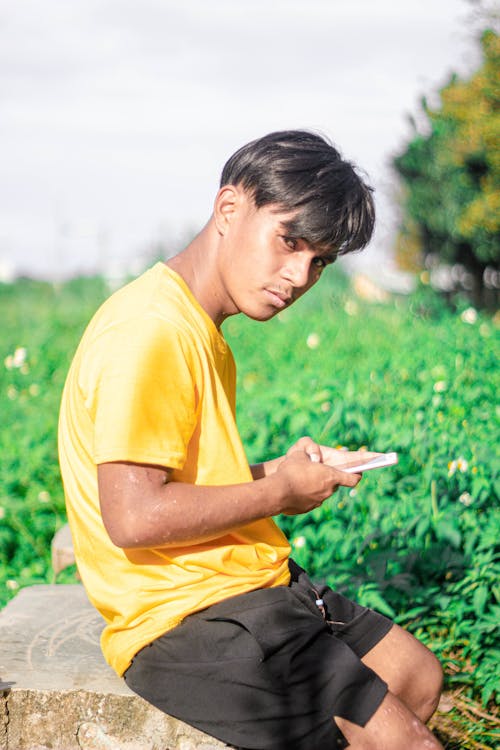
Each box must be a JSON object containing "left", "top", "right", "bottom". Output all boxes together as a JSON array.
[{"left": 217, "top": 189, "right": 336, "bottom": 322}]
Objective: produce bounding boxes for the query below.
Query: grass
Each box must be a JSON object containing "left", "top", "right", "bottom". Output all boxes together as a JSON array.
[{"left": 1, "top": 266, "right": 498, "bottom": 748}]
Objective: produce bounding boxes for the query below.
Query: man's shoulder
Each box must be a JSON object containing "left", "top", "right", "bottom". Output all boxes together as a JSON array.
[{"left": 86, "top": 265, "right": 195, "bottom": 340}]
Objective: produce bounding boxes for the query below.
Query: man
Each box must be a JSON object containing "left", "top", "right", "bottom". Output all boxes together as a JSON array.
[{"left": 59, "top": 130, "right": 443, "bottom": 749}]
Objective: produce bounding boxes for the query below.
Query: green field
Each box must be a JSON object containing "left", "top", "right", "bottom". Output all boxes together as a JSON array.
[{"left": 1, "top": 268, "right": 499, "bottom": 748}]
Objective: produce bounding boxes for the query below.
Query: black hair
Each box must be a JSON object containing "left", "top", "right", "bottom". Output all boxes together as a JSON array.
[{"left": 220, "top": 130, "right": 375, "bottom": 256}]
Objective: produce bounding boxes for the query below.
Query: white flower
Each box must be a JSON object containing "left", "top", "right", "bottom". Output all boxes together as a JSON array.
[
  {"left": 433, "top": 381, "right": 447, "bottom": 393},
  {"left": 6, "top": 580, "right": 19, "bottom": 591},
  {"left": 4, "top": 347, "right": 27, "bottom": 370},
  {"left": 38, "top": 491, "right": 50, "bottom": 503},
  {"left": 292, "top": 535, "right": 306, "bottom": 549},
  {"left": 458, "top": 492, "right": 473, "bottom": 506},
  {"left": 448, "top": 457, "right": 469, "bottom": 476},
  {"left": 461, "top": 307, "right": 477, "bottom": 325},
  {"left": 306, "top": 333, "right": 320, "bottom": 349},
  {"left": 13, "top": 347, "right": 27, "bottom": 367},
  {"left": 7, "top": 386, "right": 17, "bottom": 400}
]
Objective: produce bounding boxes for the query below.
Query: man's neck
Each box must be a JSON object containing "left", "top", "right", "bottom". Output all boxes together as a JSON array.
[{"left": 166, "top": 220, "right": 235, "bottom": 328}]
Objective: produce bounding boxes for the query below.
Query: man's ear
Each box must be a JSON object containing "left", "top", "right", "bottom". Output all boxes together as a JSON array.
[{"left": 213, "top": 185, "right": 241, "bottom": 236}]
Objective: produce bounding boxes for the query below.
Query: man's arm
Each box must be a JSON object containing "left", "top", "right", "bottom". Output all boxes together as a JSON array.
[{"left": 97, "top": 447, "right": 360, "bottom": 549}]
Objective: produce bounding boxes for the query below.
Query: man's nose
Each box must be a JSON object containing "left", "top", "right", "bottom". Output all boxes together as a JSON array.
[{"left": 283, "top": 255, "right": 312, "bottom": 288}]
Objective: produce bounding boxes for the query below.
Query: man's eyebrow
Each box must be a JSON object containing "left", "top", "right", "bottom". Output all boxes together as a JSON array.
[{"left": 278, "top": 221, "right": 297, "bottom": 234}]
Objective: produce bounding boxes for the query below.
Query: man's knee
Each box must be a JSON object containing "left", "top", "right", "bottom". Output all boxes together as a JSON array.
[
  {"left": 417, "top": 647, "right": 443, "bottom": 721},
  {"left": 362, "top": 624, "right": 443, "bottom": 722},
  {"left": 401, "top": 636, "right": 443, "bottom": 722},
  {"left": 335, "top": 691, "right": 444, "bottom": 750}
]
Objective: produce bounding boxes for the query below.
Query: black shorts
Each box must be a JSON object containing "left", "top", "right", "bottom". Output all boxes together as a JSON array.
[{"left": 124, "top": 561, "right": 392, "bottom": 749}]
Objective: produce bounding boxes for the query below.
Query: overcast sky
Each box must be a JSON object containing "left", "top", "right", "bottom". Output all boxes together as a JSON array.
[{"left": 0, "top": 0, "right": 486, "bottom": 280}]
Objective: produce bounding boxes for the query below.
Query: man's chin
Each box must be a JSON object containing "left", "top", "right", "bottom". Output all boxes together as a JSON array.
[{"left": 241, "top": 303, "right": 283, "bottom": 322}]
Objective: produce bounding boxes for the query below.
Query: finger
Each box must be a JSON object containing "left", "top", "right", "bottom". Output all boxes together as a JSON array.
[
  {"left": 333, "top": 468, "right": 362, "bottom": 487},
  {"left": 299, "top": 436, "right": 322, "bottom": 463},
  {"left": 287, "top": 436, "right": 322, "bottom": 463},
  {"left": 348, "top": 450, "right": 381, "bottom": 462}
]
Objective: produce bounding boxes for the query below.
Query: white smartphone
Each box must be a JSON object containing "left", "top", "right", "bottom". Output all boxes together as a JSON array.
[{"left": 336, "top": 452, "right": 398, "bottom": 474}]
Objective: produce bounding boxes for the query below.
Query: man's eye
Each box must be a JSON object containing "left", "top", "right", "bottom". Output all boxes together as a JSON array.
[
  {"left": 282, "top": 236, "right": 297, "bottom": 250},
  {"left": 312, "top": 257, "right": 327, "bottom": 270}
]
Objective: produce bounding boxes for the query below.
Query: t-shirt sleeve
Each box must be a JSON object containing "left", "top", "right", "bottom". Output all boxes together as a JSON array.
[{"left": 85, "top": 316, "right": 198, "bottom": 469}]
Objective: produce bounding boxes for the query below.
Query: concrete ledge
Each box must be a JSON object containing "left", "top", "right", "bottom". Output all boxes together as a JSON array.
[{"left": 0, "top": 585, "right": 231, "bottom": 750}]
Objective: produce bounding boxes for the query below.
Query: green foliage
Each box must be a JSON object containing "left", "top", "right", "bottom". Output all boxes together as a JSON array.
[
  {"left": 224, "top": 269, "right": 500, "bottom": 711},
  {"left": 393, "top": 29, "right": 500, "bottom": 305},
  {"left": 0, "top": 276, "right": 108, "bottom": 596},
  {"left": 1, "top": 268, "right": 499, "bottom": 734}
]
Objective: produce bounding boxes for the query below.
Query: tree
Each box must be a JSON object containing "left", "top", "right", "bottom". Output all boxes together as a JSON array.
[{"left": 393, "top": 29, "right": 499, "bottom": 306}]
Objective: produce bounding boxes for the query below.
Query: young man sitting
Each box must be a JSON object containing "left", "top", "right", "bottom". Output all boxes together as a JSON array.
[{"left": 59, "top": 130, "right": 443, "bottom": 749}]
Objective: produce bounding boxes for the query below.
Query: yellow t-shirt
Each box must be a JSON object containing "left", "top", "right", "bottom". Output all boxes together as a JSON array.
[{"left": 58, "top": 263, "right": 291, "bottom": 676}]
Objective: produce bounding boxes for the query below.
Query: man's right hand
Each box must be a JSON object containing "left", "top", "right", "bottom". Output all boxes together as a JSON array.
[{"left": 274, "top": 450, "right": 361, "bottom": 516}]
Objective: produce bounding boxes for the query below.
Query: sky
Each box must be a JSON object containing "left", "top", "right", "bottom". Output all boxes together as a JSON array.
[{"left": 0, "top": 0, "right": 487, "bottom": 281}]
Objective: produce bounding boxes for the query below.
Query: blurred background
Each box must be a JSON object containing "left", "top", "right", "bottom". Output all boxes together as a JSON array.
[{"left": 1, "top": 0, "right": 497, "bottom": 304}]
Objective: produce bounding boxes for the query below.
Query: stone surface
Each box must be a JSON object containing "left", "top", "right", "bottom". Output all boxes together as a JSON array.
[{"left": 0, "top": 585, "right": 231, "bottom": 750}]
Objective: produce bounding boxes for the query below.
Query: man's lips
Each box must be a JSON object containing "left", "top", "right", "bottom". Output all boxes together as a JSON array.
[{"left": 264, "top": 288, "right": 292, "bottom": 308}]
